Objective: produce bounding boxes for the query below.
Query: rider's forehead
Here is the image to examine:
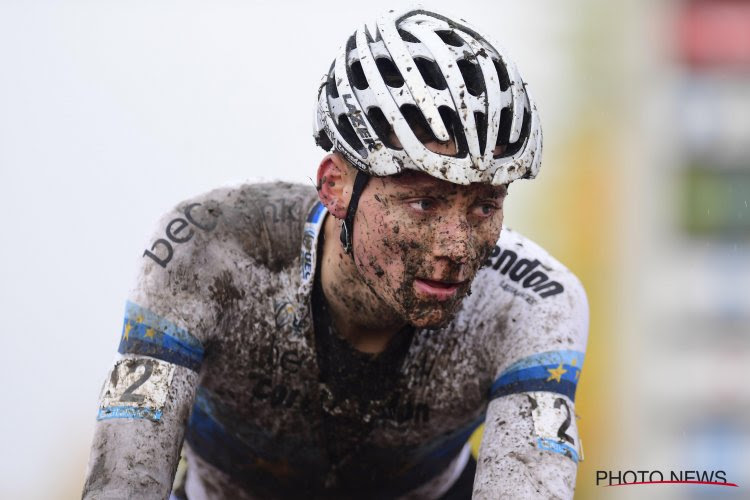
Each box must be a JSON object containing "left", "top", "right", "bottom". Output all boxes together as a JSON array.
[
  {"left": 384, "top": 170, "right": 507, "bottom": 196},
  {"left": 388, "top": 170, "right": 440, "bottom": 188}
]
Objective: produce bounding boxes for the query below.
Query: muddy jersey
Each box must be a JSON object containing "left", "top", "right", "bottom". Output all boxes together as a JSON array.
[{"left": 82, "top": 182, "right": 588, "bottom": 500}]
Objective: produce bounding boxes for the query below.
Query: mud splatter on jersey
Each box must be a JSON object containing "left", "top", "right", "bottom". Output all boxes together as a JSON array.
[{"left": 82, "top": 182, "right": 588, "bottom": 500}]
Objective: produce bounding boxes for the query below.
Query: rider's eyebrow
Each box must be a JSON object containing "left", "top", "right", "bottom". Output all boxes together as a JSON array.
[
  {"left": 390, "top": 176, "right": 509, "bottom": 202},
  {"left": 491, "top": 184, "right": 509, "bottom": 198},
  {"left": 472, "top": 182, "right": 508, "bottom": 199}
]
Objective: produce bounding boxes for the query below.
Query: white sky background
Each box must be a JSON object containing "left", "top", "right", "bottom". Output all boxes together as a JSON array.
[{"left": 0, "top": 1, "right": 573, "bottom": 497}]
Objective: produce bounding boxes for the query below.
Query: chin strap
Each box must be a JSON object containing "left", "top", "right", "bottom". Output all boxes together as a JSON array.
[{"left": 340, "top": 170, "right": 370, "bottom": 255}]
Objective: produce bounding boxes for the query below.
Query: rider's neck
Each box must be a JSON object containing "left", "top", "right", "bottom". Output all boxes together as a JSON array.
[{"left": 319, "top": 212, "right": 408, "bottom": 354}]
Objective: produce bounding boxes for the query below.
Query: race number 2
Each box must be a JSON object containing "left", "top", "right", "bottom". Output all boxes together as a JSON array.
[
  {"left": 97, "top": 357, "right": 176, "bottom": 422},
  {"left": 528, "top": 392, "right": 581, "bottom": 463}
]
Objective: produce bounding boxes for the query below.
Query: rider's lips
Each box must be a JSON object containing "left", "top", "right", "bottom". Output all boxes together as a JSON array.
[{"left": 413, "top": 278, "right": 466, "bottom": 301}]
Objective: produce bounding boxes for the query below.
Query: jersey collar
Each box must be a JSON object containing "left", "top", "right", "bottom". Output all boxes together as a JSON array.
[{"left": 292, "top": 201, "right": 328, "bottom": 335}]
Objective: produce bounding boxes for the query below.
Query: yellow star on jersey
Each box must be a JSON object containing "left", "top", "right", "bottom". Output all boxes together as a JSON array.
[
  {"left": 145, "top": 327, "right": 156, "bottom": 339},
  {"left": 546, "top": 363, "right": 567, "bottom": 383},
  {"left": 123, "top": 322, "right": 132, "bottom": 341}
]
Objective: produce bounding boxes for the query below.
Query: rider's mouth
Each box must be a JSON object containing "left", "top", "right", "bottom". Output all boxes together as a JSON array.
[{"left": 413, "top": 278, "right": 466, "bottom": 301}]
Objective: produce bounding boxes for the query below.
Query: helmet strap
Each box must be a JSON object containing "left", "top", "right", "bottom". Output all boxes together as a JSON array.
[{"left": 339, "top": 170, "right": 370, "bottom": 255}]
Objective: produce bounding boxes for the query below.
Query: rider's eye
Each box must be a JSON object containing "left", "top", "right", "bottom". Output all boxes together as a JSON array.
[
  {"left": 410, "top": 199, "right": 435, "bottom": 212},
  {"left": 473, "top": 203, "right": 498, "bottom": 217}
]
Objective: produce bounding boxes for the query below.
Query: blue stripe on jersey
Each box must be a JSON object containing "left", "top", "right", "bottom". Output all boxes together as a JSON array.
[
  {"left": 501, "top": 350, "right": 584, "bottom": 373},
  {"left": 97, "top": 405, "right": 163, "bottom": 421},
  {"left": 537, "top": 437, "right": 579, "bottom": 463},
  {"left": 490, "top": 350, "right": 584, "bottom": 402},
  {"left": 118, "top": 301, "right": 204, "bottom": 371},
  {"left": 185, "top": 388, "right": 328, "bottom": 493},
  {"left": 185, "top": 387, "right": 476, "bottom": 497},
  {"left": 306, "top": 201, "right": 326, "bottom": 223}
]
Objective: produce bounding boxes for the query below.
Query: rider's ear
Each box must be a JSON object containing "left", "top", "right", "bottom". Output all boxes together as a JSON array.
[{"left": 316, "top": 153, "right": 354, "bottom": 220}]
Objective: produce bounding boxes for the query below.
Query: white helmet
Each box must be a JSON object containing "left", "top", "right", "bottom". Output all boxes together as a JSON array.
[{"left": 314, "top": 7, "right": 542, "bottom": 186}]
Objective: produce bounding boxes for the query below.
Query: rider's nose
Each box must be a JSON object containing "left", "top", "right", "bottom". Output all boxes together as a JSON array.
[{"left": 432, "top": 214, "right": 473, "bottom": 265}]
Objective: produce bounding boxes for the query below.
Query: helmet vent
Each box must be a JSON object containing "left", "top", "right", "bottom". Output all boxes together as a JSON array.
[
  {"left": 438, "top": 106, "right": 469, "bottom": 158},
  {"left": 350, "top": 60, "right": 369, "bottom": 90},
  {"left": 414, "top": 57, "right": 447, "bottom": 90},
  {"left": 474, "top": 112, "right": 488, "bottom": 155},
  {"left": 458, "top": 59, "right": 484, "bottom": 96},
  {"left": 376, "top": 57, "right": 405, "bottom": 87},
  {"left": 505, "top": 108, "right": 530, "bottom": 156},
  {"left": 398, "top": 29, "right": 420, "bottom": 43},
  {"left": 367, "top": 107, "right": 401, "bottom": 149},
  {"left": 316, "top": 130, "right": 333, "bottom": 151},
  {"left": 494, "top": 107, "right": 513, "bottom": 157},
  {"left": 492, "top": 58, "right": 511, "bottom": 92},
  {"left": 401, "top": 104, "right": 435, "bottom": 143},
  {"left": 435, "top": 30, "right": 464, "bottom": 47},
  {"left": 337, "top": 113, "right": 366, "bottom": 155},
  {"left": 327, "top": 67, "right": 339, "bottom": 98}
]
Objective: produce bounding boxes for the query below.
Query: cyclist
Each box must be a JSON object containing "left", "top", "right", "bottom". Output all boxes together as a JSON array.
[{"left": 82, "top": 7, "right": 588, "bottom": 499}]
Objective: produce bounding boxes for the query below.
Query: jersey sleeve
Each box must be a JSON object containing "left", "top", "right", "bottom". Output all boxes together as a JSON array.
[
  {"left": 473, "top": 228, "right": 589, "bottom": 499},
  {"left": 82, "top": 196, "right": 223, "bottom": 499}
]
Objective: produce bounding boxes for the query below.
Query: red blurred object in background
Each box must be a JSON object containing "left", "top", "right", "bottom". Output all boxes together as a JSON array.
[{"left": 678, "top": 0, "right": 750, "bottom": 68}]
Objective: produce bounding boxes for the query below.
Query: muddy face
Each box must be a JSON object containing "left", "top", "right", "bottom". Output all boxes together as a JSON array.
[{"left": 351, "top": 171, "right": 507, "bottom": 328}]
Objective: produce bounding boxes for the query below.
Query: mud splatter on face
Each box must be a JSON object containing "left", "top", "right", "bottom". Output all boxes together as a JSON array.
[{"left": 350, "top": 172, "right": 506, "bottom": 329}]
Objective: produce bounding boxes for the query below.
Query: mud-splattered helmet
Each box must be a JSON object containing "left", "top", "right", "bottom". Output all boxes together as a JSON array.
[{"left": 313, "top": 6, "right": 542, "bottom": 187}]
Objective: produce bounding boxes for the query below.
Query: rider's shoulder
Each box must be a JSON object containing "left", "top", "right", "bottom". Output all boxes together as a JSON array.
[
  {"left": 474, "top": 226, "right": 587, "bottom": 309},
  {"left": 142, "top": 181, "right": 319, "bottom": 273},
  {"left": 465, "top": 227, "right": 588, "bottom": 364}
]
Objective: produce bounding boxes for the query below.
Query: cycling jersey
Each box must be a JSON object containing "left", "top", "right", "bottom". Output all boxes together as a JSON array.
[{"left": 82, "top": 182, "right": 588, "bottom": 499}]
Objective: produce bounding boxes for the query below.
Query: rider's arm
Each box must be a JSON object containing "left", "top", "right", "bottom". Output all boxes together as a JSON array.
[
  {"left": 82, "top": 200, "right": 221, "bottom": 499},
  {"left": 473, "top": 254, "right": 589, "bottom": 499}
]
